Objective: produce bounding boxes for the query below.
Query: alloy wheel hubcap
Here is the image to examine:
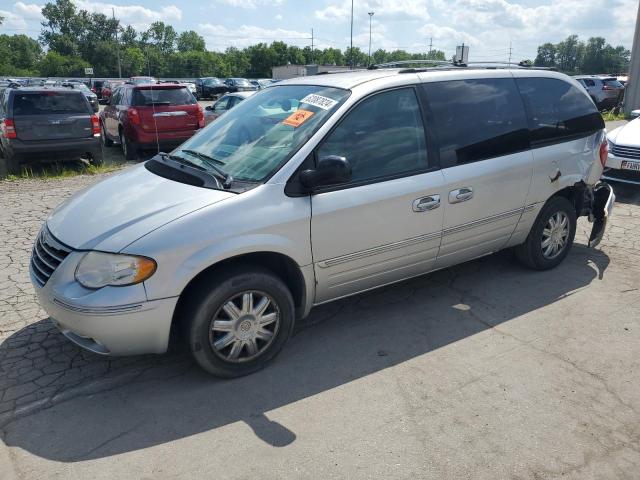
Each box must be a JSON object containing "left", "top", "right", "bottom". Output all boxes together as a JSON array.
[
  {"left": 209, "top": 291, "right": 280, "bottom": 363},
  {"left": 541, "top": 211, "right": 569, "bottom": 259}
]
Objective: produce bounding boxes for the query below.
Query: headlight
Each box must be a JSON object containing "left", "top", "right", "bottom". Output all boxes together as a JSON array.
[{"left": 75, "top": 252, "right": 156, "bottom": 289}]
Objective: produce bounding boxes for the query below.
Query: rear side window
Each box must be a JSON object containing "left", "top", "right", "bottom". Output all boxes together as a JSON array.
[
  {"left": 422, "top": 78, "right": 529, "bottom": 167},
  {"left": 317, "top": 87, "right": 429, "bottom": 184},
  {"left": 603, "top": 79, "right": 623, "bottom": 88},
  {"left": 132, "top": 88, "right": 196, "bottom": 106},
  {"left": 516, "top": 77, "right": 603, "bottom": 147},
  {"left": 12, "top": 92, "right": 89, "bottom": 115},
  {"left": 582, "top": 79, "right": 596, "bottom": 87}
]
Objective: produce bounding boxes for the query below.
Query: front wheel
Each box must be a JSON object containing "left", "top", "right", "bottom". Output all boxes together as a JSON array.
[
  {"left": 515, "top": 196, "right": 577, "bottom": 270},
  {"left": 184, "top": 266, "right": 295, "bottom": 378}
]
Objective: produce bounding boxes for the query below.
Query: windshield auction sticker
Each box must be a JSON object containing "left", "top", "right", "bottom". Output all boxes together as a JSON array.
[
  {"left": 300, "top": 94, "right": 338, "bottom": 110},
  {"left": 283, "top": 109, "right": 315, "bottom": 127}
]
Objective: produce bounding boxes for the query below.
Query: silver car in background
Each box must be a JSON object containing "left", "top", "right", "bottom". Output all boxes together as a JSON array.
[
  {"left": 604, "top": 113, "right": 640, "bottom": 185},
  {"left": 30, "top": 66, "right": 615, "bottom": 378}
]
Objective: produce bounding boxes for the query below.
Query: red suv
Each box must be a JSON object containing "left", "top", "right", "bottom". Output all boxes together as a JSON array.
[{"left": 100, "top": 83, "right": 204, "bottom": 159}]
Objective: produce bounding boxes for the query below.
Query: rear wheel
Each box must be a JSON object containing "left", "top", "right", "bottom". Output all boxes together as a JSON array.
[
  {"left": 515, "top": 196, "right": 577, "bottom": 270},
  {"left": 184, "top": 266, "right": 295, "bottom": 378},
  {"left": 101, "top": 124, "right": 114, "bottom": 147},
  {"left": 0, "top": 152, "right": 20, "bottom": 178},
  {"left": 120, "top": 131, "right": 137, "bottom": 161},
  {"left": 89, "top": 148, "right": 104, "bottom": 166}
]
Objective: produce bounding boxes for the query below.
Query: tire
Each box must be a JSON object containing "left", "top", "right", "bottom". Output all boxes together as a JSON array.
[
  {"left": 89, "top": 148, "right": 104, "bottom": 166},
  {"left": 515, "top": 196, "right": 577, "bottom": 270},
  {"left": 101, "top": 124, "right": 114, "bottom": 147},
  {"left": 184, "top": 265, "right": 295, "bottom": 378},
  {"left": 120, "top": 130, "right": 137, "bottom": 161},
  {"left": 0, "top": 152, "right": 20, "bottom": 178}
]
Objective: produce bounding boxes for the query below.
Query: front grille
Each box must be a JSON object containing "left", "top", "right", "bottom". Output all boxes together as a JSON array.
[
  {"left": 30, "top": 228, "right": 72, "bottom": 287},
  {"left": 612, "top": 144, "right": 640, "bottom": 160}
]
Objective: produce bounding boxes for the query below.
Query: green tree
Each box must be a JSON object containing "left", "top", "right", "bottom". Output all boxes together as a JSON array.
[
  {"left": 38, "top": 51, "right": 89, "bottom": 76},
  {"left": 142, "top": 21, "right": 177, "bottom": 55},
  {"left": 177, "top": 31, "right": 206, "bottom": 53},
  {"left": 121, "top": 47, "right": 146, "bottom": 76},
  {"left": 534, "top": 43, "right": 557, "bottom": 68}
]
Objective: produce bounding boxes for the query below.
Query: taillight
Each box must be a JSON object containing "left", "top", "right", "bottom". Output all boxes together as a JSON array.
[
  {"left": 196, "top": 104, "right": 205, "bottom": 128},
  {"left": 3, "top": 119, "right": 16, "bottom": 139},
  {"left": 602, "top": 85, "right": 614, "bottom": 91},
  {"left": 91, "top": 87, "right": 96, "bottom": 93},
  {"left": 127, "top": 108, "right": 141, "bottom": 125},
  {"left": 599, "top": 141, "right": 608, "bottom": 168},
  {"left": 90, "top": 114, "right": 100, "bottom": 136}
]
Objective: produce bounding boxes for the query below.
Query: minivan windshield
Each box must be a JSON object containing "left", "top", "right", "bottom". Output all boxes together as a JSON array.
[{"left": 173, "top": 85, "right": 350, "bottom": 182}]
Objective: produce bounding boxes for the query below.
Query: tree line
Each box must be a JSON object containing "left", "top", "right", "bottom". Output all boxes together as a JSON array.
[
  {"left": 534, "top": 35, "right": 630, "bottom": 74},
  {"left": 0, "top": 0, "right": 632, "bottom": 79}
]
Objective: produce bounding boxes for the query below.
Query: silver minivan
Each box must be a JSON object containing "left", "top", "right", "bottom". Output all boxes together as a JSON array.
[{"left": 30, "top": 66, "right": 615, "bottom": 378}]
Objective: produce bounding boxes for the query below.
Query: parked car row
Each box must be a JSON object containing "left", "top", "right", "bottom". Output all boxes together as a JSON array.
[{"left": 195, "top": 77, "right": 276, "bottom": 99}]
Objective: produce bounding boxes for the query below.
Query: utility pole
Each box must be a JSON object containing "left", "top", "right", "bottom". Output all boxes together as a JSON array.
[
  {"left": 349, "top": 0, "right": 354, "bottom": 69},
  {"left": 112, "top": 8, "right": 122, "bottom": 78},
  {"left": 428, "top": 37, "right": 433, "bottom": 57},
  {"left": 624, "top": 0, "right": 640, "bottom": 114},
  {"left": 311, "top": 28, "right": 314, "bottom": 64},
  {"left": 368, "top": 12, "right": 374, "bottom": 66},
  {"left": 508, "top": 40, "right": 513, "bottom": 65}
]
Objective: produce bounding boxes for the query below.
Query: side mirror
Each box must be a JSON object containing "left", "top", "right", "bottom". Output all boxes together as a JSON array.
[
  {"left": 300, "top": 155, "right": 352, "bottom": 190},
  {"left": 205, "top": 105, "right": 212, "bottom": 111}
]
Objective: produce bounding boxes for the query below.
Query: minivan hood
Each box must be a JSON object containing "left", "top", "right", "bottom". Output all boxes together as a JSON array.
[
  {"left": 608, "top": 118, "right": 639, "bottom": 147},
  {"left": 47, "top": 163, "right": 235, "bottom": 252}
]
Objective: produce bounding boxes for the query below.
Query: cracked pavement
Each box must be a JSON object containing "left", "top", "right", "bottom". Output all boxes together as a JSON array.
[{"left": 1, "top": 170, "right": 640, "bottom": 479}]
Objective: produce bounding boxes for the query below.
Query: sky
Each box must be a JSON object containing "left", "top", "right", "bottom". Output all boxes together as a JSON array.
[{"left": 0, "top": 0, "right": 637, "bottom": 61}]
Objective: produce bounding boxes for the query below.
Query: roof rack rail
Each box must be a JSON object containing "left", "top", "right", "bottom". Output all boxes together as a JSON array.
[
  {"left": 370, "top": 59, "right": 555, "bottom": 71},
  {"left": 369, "top": 60, "right": 463, "bottom": 69}
]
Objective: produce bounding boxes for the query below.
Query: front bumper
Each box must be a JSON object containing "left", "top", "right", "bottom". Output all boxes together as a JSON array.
[
  {"left": 29, "top": 248, "right": 178, "bottom": 356},
  {"left": 602, "top": 151, "right": 640, "bottom": 185}
]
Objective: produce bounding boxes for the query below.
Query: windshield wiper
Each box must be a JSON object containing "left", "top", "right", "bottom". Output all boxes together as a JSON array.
[
  {"left": 157, "top": 152, "right": 227, "bottom": 189},
  {"left": 180, "top": 149, "right": 233, "bottom": 188}
]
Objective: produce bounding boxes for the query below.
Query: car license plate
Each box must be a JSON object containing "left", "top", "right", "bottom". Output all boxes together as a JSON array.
[{"left": 621, "top": 161, "right": 640, "bottom": 171}]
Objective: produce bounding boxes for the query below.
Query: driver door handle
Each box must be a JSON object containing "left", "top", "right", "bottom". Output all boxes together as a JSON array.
[
  {"left": 449, "top": 187, "right": 474, "bottom": 204},
  {"left": 413, "top": 195, "right": 441, "bottom": 212}
]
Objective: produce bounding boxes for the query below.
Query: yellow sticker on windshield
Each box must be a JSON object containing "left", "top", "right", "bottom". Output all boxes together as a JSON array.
[{"left": 283, "top": 109, "right": 315, "bottom": 128}]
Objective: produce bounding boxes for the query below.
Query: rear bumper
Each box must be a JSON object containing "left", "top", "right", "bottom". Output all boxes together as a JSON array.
[
  {"left": 588, "top": 182, "right": 615, "bottom": 248},
  {"left": 130, "top": 128, "right": 198, "bottom": 150},
  {"left": 6, "top": 137, "right": 102, "bottom": 162}
]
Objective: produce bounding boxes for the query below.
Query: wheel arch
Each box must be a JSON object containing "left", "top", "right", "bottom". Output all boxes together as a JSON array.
[{"left": 171, "top": 251, "right": 309, "bottom": 338}]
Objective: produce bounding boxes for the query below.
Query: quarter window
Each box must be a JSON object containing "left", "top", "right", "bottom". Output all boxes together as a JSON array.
[
  {"left": 317, "top": 87, "right": 429, "bottom": 184},
  {"left": 422, "top": 78, "right": 529, "bottom": 167},
  {"left": 516, "top": 77, "right": 604, "bottom": 146}
]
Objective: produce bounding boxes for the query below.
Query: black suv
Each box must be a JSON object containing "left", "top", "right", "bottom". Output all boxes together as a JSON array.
[
  {"left": 195, "top": 77, "right": 228, "bottom": 99},
  {"left": 0, "top": 88, "right": 102, "bottom": 177}
]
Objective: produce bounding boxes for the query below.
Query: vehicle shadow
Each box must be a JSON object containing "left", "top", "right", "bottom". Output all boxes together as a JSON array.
[{"left": 0, "top": 244, "right": 610, "bottom": 462}]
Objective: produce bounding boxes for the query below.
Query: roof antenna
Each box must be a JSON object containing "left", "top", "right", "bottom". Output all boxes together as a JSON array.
[{"left": 146, "top": 49, "right": 160, "bottom": 155}]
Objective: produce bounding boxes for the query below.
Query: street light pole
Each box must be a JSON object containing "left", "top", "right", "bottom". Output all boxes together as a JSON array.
[
  {"left": 349, "top": 0, "right": 354, "bottom": 69},
  {"left": 368, "top": 12, "right": 374, "bottom": 66}
]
